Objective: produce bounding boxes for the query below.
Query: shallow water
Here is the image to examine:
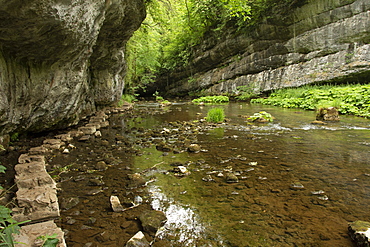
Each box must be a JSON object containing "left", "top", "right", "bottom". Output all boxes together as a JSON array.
[
  {"left": 124, "top": 102, "right": 370, "bottom": 246},
  {"left": 58, "top": 102, "right": 370, "bottom": 246}
]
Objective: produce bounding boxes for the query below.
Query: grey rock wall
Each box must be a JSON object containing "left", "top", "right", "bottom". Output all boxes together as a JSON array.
[
  {"left": 155, "top": 0, "right": 369, "bottom": 97},
  {"left": 0, "top": 0, "right": 145, "bottom": 138}
]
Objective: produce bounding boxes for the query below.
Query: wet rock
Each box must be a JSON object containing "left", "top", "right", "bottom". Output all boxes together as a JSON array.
[
  {"left": 60, "top": 197, "right": 80, "bottom": 211},
  {"left": 290, "top": 182, "right": 305, "bottom": 190},
  {"left": 202, "top": 175, "right": 215, "bottom": 182},
  {"left": 86, "top": 217, "right": 97, "bottom": 225},
  {"left": 139, "top": 210, "right": 167, "bottom": 236},
  {"left": 86, "top": 189, "right": 103, "bottom": 196},
  {"left": 43, "top": 139, "right": 65, "bottom": 149},
  {"left": 316, "top": 107, "right": 340, "bottom": 121},
  {"left": 95, "top": 161, "right": 108, "bottom": 171},
  {"left": 125, "top": 231, "right": 150, "bottom": 247},
  {"left": 349, "top": 221, "right": 370, "bottom": 246},
  {"left": 127, "top": 173, "right": 146, "bottom": 188},
  {"left": 187, "top": 144, "right": 201, "bottom": 153},
  {"left": 79, "top": 135, "right": 91, "bottom": 142},
  {"left": 172, "top": 166, "right": 191, "bottom": 177},
  {"left": 79, "top": 126, "right": 97, "bottom": 135},
  {"left": 226, "top": 173, "right": 239, "bottom": 183},
  {"left": 311, "top": 120, "right": 327, "bottom": 125},
  {"left": 88, "top": 178, "right": 105, "bottom": 186},
  {"left": 110, "top": 196, "right": 124, "bottom": 212},
  {"left": 156, "top": 142, "right": 172, "bottom": 152}
]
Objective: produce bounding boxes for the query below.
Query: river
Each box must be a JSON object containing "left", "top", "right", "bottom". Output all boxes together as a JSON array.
[{"left": 57, "top": 101, "right": 370, "bottom": 247}]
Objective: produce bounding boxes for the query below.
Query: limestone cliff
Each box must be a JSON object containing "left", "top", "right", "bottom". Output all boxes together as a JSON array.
[
  {"left": 152, "top": 0, "right": 369, "bottom": 97},
  {"left": 0, "top": 0, "right": 146, "bottom": 141}
]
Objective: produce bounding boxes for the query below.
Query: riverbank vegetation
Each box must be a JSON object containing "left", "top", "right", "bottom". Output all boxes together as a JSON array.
[
  {"left": 192, "top": 95, "right": 229, "bottom": 104},
  {"left": 251, "top": 84, "right": 370, "bottom": 118}
]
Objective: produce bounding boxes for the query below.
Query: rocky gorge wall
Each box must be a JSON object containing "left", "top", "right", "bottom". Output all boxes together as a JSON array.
[
  {"left": 154, "top": 0, "right": 370, "bottom": 97},
  {"left": 0, "top": 0, "right": 146, "bottom": 144}
]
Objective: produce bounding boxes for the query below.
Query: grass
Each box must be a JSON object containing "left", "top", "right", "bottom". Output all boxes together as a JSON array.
[{"left": 206, "top": 108, "right": 225, "bottom": 123}]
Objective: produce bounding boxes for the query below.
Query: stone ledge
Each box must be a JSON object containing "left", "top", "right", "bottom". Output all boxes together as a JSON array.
[{"left": 14, "top": 220, "right": 66, "bottom": 247}]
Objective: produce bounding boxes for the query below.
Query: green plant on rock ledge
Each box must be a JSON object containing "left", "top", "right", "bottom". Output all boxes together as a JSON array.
[
  {"left": 247, "top": 111, "right": 274, "bottom": 122},
  {"left": 192, "top": 96, "right": 229, "bottom": 104},
  {"left": 206, "top": 108, "right": 225, "bottom": 123},
  {"left": 36, "top": 233, "right": 59, "bottom": 247}
]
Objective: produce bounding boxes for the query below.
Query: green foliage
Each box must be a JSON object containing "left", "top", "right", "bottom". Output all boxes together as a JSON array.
[
  {"left": 251, "top": 84, "right": 370, "bottom": 118},
  {"left": 235, "top": 85, "right": 260, "bottom": 100},
  {"left": 125, "top": 0, "right": 291, "bottom": 93},
  {"left": 0, "top": 179, "right": 30, "bottom": 247},
  {"left": 117, "top": 94, "right": 136, "bottom": 106},
  {"left": 10, "top": 133, "right": 18, "bottom": 142},
  {"left": 192, "top": 96, "right": 229, "bottom": 104},
  {"left": 37, "top": 234, "right": 59, "bottom": 247},
  {"left": 247, "top": 111, "right": 274, "bottom": 122},
  {"left": 207, "top": 108, "right": 225, "bottom": 123}
]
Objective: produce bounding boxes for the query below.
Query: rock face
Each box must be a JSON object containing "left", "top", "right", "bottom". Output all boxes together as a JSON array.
[
  {"left": 150, "top": 0, "right": 369, "bottom": 97},
  {"left": 0, "top": 0, "right": 145, "bottom": 138}
]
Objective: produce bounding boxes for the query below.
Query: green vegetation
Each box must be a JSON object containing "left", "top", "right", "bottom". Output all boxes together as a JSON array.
[
  {"left": 125, "top": 0, "right": 294, "bottom": 94},
  {"left": 235, "top": 85, "right": 260, "bottom": 100},
  {"left": 36, "top": 234, "right": 59, "bottom": 247},
  {"left": 247, "top": 111, "right": 274, "bottom": 122},
  {"left": 0, "top": 166, "right": 30, "bottom": 246},
  {"left": 207, "top": 108, "right": 225, "bottom": 123},
  {"left": 117, "top": 94, "right": 136, "bottom": 107},
  {"left": 192, "top": 95, "right": 229, "bottom": 104},
  {"left": 251, "top": 84, "right": 370, "bottom": 118}
]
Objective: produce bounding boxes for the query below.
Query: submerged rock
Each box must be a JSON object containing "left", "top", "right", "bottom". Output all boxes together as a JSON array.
[
  {"left": 226, "top": 173, "right": 239, "bottom": 183},
  {"left": 139, "top": 210, "right": 167, "bottom": 236}
]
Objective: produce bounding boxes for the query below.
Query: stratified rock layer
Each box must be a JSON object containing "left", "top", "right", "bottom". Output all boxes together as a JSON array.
[
  {"left": 0, "top": 0, "right": 145, "bottom": 137},
  {"left": 150, "top": 0, "right": 369, "bottom": 97}
]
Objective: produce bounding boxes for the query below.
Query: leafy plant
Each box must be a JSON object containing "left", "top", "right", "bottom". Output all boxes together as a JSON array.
[
  {"left": 247, "top": 111, "right": 274, "bottom": 122},
  {"left": 251, "top": 84, "right": 370, "bottom": 118},
  {"left": 0, "top": 166, "right": 30, "bottom": 247},
  {"left": 192, "top": 96, "right": 229, "bottom": 104},
  {"left": 36, "top": 233, "right": 59, "bottom": 247},
  {"left": 206, "top": 108, "right": 225, "bottom": 123}
]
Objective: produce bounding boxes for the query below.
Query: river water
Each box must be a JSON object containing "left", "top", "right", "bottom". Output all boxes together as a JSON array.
[{"left": 58, "top": 102, "right": 370, "bottom": 246}]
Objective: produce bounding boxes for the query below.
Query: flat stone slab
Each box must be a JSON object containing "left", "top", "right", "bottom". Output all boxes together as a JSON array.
[
  {"left": 16, "top": 172, "right": 56, "bottom": 188},
  {"left": 18, "top": 154, "right": 45, "bottom": 164},
  {"left": 55, "top": 133, "right": 73, "bottom": 142},
  {"left": 78, "top": 126, "right": 96, "bottom": 135},
  {"left": 15, "top": 186, "right": 59, "bottom": 221},
  {"left": 15, "top": 162, "right": 47, "bottom": 175},
  {"left": 14, "top": 220, "right": 66, "bottom": 247},
  {"left": 29, "top": 146, "right": 48, "bottom": 155}
]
